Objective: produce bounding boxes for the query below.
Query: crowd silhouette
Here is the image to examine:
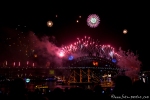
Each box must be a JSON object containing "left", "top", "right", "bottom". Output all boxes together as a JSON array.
[{"left": 0, "top": 75, "right": 150, "bottom": 100}]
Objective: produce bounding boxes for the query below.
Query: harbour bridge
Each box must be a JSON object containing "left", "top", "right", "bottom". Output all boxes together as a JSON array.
[
  {"left": 0, "top": 55, "right": 124, "bottom": 87},
  {"left": 63, "top": 55, "right": 123, "bottom": 86}
]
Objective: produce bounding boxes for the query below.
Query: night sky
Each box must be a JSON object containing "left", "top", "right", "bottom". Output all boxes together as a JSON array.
[{"left": 0, "top": 2, "right": 149, "bottom": 70}]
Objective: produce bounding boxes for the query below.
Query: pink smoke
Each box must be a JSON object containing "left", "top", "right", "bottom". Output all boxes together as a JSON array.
[
  {"left": 28, "top": 32, "right": 64, "bottom": 66},
  {"left": 117, "top": 47, "right": 142, "bottom": 79}
]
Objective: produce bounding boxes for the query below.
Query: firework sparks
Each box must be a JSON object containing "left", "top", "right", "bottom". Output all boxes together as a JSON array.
[
  {"left": 61, "top": 37, "right": 141, "bottom": 79},
  {"left": 62, "top": 36, "right": 120, "bottom": 60},
  {"left": 87, "top": 14, "right": 100, "bottom": 28}
]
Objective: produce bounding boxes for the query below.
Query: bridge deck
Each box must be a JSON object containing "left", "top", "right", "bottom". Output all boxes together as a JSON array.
[{"left": 0, "top": 67, "right": 122, "bottom": 70}]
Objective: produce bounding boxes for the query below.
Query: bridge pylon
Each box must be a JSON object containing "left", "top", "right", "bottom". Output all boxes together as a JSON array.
[
  {"left": 80, "top": 69, "right": 82, "bottom": 82},
  {"left": 87, "top": 68, "right": 91, "bottom": 82},
  {"left": 68, "top": 68, "right": 100, "bottom": 84}
]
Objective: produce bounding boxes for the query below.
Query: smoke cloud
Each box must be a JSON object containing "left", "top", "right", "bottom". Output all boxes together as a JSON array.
[
  {"left": 28, "top": 32, "right": 64, "bottom": 67},
  {"left": 117, "top": 47, "right": 142, "bottom": 79}
]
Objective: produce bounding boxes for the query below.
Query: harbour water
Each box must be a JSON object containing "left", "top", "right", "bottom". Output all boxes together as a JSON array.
[
  {"left": 27, "top": 82, "right": 90, "bottom": 89},
  {"left": 26, "top": 81, "right": 113, "bottom": 93}
]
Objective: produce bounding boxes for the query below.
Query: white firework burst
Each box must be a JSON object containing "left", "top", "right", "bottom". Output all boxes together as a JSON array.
[{"left": 87, "top": 14, "right": 100, "bottom": 28}]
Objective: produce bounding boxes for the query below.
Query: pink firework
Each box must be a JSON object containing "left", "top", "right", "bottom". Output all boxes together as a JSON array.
[
  {"left": 62, "top": 36, "right": 120, "bottom": 59},
  {"left": 87, "top": 14, "right": 100, "bottom": 28},
  {"left": 57, "top": 50, "right": 65, "bottom": 57}
]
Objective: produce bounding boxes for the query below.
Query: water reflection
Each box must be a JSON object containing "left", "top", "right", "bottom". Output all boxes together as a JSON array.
[{"left": 26, "top": 82, "right": 74, "bottom": 91}]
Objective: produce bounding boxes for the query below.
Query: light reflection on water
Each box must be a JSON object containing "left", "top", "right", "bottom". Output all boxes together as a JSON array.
[
  {"left": 27, "top": 81, "right": 94, "bottom": 91},
  {"left": 27, "top": 82, "right": 75, "bottom": 90},
  {"left": 26, "top": 81, "right": 114, "bottom": 92}
]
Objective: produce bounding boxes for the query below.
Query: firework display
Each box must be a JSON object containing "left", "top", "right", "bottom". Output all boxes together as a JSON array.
[
  {"left": 123, "top": 29, "right": 128, "bottom": 34},
  {"left": 61, "top": 36, "right": 121, "bottom": 60},
  {"left": 47, "top": 21, "right": 53, "bottom": 27},
  {"left": 0, "top": 31, "right": 142, "bottom": 79},
  {"left": 117, "top": 48, "right": 142, "bottom": 78},
  {"left": 0, "top": 12, "right": 143, "bottom": 83},
  {"left": 87, "top": 14, "right": 100, "bottom": 28},
  {"left": 60, "top": 36, "right": 141, "bottom": 78}
]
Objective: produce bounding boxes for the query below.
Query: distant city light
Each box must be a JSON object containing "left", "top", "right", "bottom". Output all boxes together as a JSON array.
[
  {"left": 32, "top": 63, "right": 34, "bottom": 67},
  {"left": 19, "top": 62, "right": 20, "bottom": 66},
  {"left": 34, "top": 54, "right": 37, "bottom": 58},
  {"left": 6, "top": 61, "right": 7, "bottom": 66},
  {"left": 13, "top": 62, "right": 15, "bottom": 66},
  {"left": 27, "top": 61, "right": 29, "bottom": 65},
  {"left": 25, "top": 78, "right": 30, "bottom": 83}
]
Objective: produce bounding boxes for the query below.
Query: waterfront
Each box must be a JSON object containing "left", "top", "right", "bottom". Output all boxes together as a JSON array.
[
  {"left": 26, "top": 81, "right": 95, "bottom": 91},
  {"left": 24, "top": 81, "right": 114, "bottom": 94},
  {"left": 27, "top": 81, "right": 72, "bottom": 91}
]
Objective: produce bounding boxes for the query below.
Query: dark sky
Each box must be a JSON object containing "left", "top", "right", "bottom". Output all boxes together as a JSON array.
[{"left": 0, "top": 2, "right": 150, "bottom": 70}]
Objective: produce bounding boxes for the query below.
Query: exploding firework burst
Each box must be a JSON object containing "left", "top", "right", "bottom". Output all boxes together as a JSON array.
[
  {"left": 47, "top": 21, "right": 53, "bottom": 27},
  {"left": 87, "top": 14, "right": 100, "bottom": 28},
  {"left": 61, "top": 36, "right": 121, "bottom": 60}
]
